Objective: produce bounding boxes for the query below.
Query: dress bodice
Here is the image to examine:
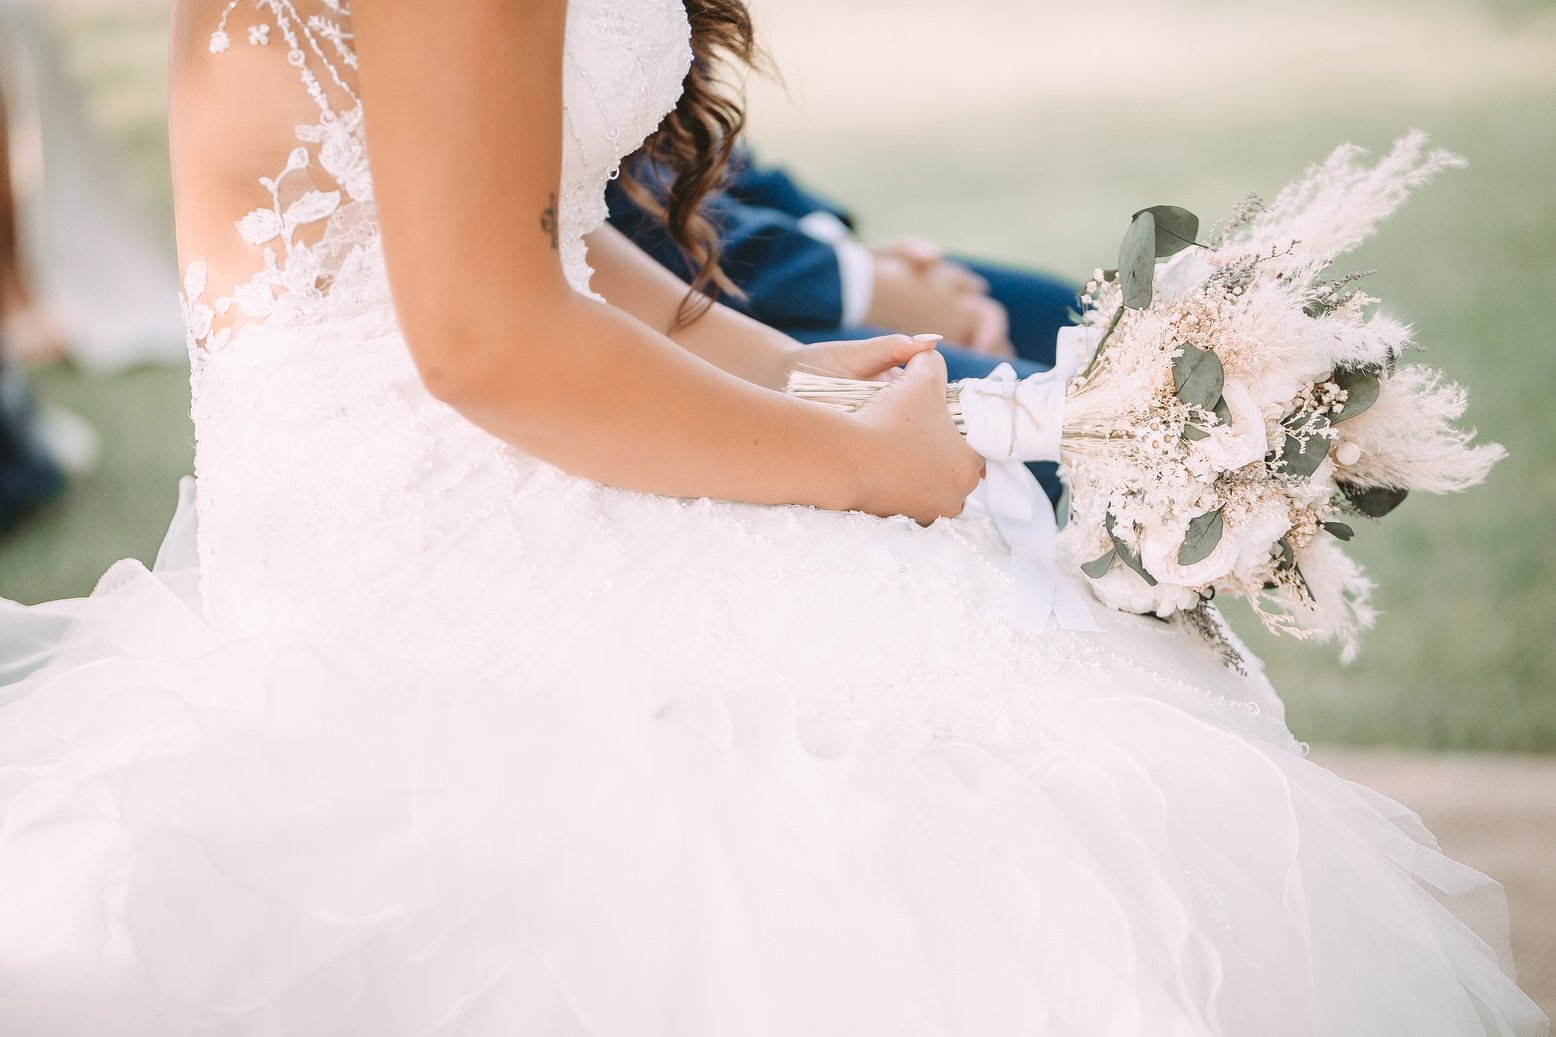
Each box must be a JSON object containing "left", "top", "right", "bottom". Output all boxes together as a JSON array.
[
  {"left": 180, "top": 0, "right": 693, "bottom": 352},
  {"left": 557, "top": 0, "right": 695, "bottom": 293}
]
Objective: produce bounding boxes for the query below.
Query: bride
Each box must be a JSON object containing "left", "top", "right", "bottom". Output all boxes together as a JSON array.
[{"left": 0, "top": 1, "right": 1545, "bottom": 1033}]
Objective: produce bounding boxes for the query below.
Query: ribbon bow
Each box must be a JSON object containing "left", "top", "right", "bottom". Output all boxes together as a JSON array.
[{"left": 957, "top": 326, "right": 1102, "bottom": 633}]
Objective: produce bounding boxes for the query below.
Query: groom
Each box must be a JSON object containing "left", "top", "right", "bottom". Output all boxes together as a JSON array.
[{"left": 606, "top": 147, "right": 1077, "bottom": 502}]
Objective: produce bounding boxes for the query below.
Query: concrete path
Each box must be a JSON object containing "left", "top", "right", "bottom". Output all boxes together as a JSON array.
[{"left": 1316, "top": 747, "right": 1556, "bottom": 1020}]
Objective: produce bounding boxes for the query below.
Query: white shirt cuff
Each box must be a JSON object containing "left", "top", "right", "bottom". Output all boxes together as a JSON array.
[
  {"left": 796, "top": 211, "right": 850, "bottom": 245},
  {"left": 797, "top": 212, "right": 875, "bottom": 327},
  {"left": 832, "top": 238, "right": 876, "bottom": 328}
]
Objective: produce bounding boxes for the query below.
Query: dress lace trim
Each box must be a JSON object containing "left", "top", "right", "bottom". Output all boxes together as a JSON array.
[{"left": 182, "top": 1, "right": 377, "bottom": 354}]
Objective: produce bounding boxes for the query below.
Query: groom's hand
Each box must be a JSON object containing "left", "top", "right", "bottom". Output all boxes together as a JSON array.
[{"left": 866, "top": 244, "right": 1015, "bottom": 359}]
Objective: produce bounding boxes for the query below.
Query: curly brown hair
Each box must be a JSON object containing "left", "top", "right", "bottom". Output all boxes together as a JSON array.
[{"left": 622, "top": 0, "right": 758, "bottom": 329}]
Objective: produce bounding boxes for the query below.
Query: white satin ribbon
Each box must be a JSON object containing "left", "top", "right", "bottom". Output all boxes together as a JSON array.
[{"left": 958, "top": 326, "right": 1102, "bottom": 633}]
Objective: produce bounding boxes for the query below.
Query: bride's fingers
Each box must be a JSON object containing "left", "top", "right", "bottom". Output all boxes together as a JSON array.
[
  {"left": 830, "top": 333, "right": 942, "bottom": 380},
  {"left": 886, "top": 333, "right": 943, "bottom": 373},
  {"left": 872, "top": 345, "right": 950, "bottom": 399},
  {"left": 902, "top": 343, "right": 948, "bottom": 379}
]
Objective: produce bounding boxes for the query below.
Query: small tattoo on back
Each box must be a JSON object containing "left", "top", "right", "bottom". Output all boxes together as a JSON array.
[{"left": 540, "top": 192, "right": 559, "bottom": 249}]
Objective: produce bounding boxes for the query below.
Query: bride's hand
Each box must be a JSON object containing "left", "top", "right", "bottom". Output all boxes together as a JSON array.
[
  {"left": 787, "top": 332, "right": 944, "bottom": 383},
  {"left": 849, "top": 349, "right": 985, "bottom": 525}
]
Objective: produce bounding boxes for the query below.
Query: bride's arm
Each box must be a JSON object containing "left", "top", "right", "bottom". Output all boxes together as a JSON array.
[
  {"left": 353, "top": 1, "right": 980, "bottom": 522},
  {"left": 583, "top": 223, "right": 796, "bottom": 391}
]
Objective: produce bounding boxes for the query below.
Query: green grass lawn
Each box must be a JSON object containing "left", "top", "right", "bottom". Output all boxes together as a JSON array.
[{"left": 3, "top": 1, "right": 1554, "bottom": 751}]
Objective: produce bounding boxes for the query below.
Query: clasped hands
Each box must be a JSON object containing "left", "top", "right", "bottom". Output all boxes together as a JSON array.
[{"left": 866, "top": 237, "right": 1014, "bottom": 358}]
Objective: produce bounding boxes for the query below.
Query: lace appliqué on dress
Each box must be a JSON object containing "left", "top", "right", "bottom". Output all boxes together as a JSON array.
[
  {"left": 179, "top": 0, "right": 694, "bottom": 356},
  {"left": 183, "top": 1, "right": 378, "bottom": 354}
]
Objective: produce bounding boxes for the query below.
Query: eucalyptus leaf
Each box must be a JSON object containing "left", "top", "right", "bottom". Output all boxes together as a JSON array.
[
  {"left": 1055, "top": 483, "right": 1072, "bottom": 529},
  {"left": 1279, "top": 413, "right": 1331, "bottom": 480},
  {"left": 1323, "top": 521, "right": 1355, "bottom": 541},
  {"left": 1340, "top": 482, "right": 1409, "bottom": 518},
  {"left": 1133, "top": 205, "right": 1201, "bottom": 258},
  {"left": 1100, "top": 268, "right": 1118, "bottom": 282},
  {"left": 1332, "top": 367, "right": 1381, "bottom": 423},
  {"left": 1280, "top": 435, "right": 1329, "bottom": 479},
  {"left": 1213, "top": 396, "right": 1231, "bottom": 426},
  {"left": 1115, "top": 543, "right": 1158, "bottom": 587},
  {"left": 1178, "top": 509, "right": 1225, "bottom": 566},
  {"left": 1081, "top": 548, "right": 1117, "bottom": 580},
  {"left": 1275, "top": 537, "right": 1295, "bottom": 572},
  {"left": 1119, "top": 211, "right": 1157, "bottom": 310},
  {"left": 1106, "top": 512, "right": 1159, "bottom": 587},
  {"left": 1182, "top": 423, "right": 1210, "bottom": 441},
  {"left": 1172, "top": 343, "right": 1225, "bottom": 411}
]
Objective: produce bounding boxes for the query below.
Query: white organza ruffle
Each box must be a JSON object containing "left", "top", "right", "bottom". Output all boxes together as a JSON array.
[{"left": 0, "top": 487, "right": 1544, "bottom": 1036}]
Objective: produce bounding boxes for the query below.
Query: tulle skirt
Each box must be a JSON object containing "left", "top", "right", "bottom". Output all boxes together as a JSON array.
[{"left": 0, "top": 477, "right": 1545, "bottom": 1035}]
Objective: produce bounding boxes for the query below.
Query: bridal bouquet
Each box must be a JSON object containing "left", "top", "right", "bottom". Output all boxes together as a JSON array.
[{"left": 790, "top": 134, "right": 1503, "bottom": 663}]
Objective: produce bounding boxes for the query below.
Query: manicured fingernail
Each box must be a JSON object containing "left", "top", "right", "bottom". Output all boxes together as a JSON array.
[{"left": 913, "top": 334, "right": 943, "bottom": 343}]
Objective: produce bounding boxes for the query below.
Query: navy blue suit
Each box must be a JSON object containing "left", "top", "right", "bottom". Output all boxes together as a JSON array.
[
  {"left": 605, "top": 151, "right": 1077, "bottom": 501},
  {"left": 0, "top": 353, "right": 64, "bottom": 534}
]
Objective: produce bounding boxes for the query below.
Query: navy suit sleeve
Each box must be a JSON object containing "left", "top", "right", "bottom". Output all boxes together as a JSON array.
[
  {"left": 605, "top": 175, "right": 846, "bottom": 329},
  {"left": 723, "top": 150, "right": 855, "bottom": 229}
]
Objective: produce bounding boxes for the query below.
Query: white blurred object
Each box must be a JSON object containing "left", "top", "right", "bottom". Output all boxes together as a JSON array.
[
  {"left": 0, "top": 0, "right": 184, "bottom": 370},
  {"left": 33, "top": 397, "right": 98, "bottom": 475}
]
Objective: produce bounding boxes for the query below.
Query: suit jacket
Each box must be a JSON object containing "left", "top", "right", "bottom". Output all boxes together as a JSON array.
[{"left": 604, "top": 150, "right": 856, "bottom": 330}]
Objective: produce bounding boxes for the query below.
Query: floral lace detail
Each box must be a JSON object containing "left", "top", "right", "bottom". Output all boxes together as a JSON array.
[
  {"left": 182, "top": 1, "right": 377, "bottom": 354},
  {"left": 180, "top": 0, "right": 692, "bottom": 356},
  {"left": 208, "top": 0, "right": 357, "bottom": 103}
]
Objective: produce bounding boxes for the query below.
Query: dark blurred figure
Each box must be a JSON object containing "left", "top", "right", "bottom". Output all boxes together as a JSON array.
[{"left": 0, "top": 79, "right": 64, "bottom": 534}]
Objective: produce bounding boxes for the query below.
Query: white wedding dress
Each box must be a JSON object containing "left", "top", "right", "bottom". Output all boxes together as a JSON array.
[{"left": 0, "top": 2, "right": 1545, "bottom": 1034}]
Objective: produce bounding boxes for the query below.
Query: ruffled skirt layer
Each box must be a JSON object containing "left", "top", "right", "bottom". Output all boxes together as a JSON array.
[{"left": 0, "top": 497, "right": 1543, "bottom": 1035}]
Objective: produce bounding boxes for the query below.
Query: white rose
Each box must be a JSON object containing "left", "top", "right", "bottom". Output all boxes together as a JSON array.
[
  {"left": 1246, "top": 354, "right": 1333, "bottom": 419},
  {"left": 1140, "top": 520, "right": 1240, "bottom": 588},
  {"left": 1089, "top": 565, "right": 1201, "bottom": 618},
  {"left": 1192, "top": 378, "right": 1268, "bottom": 472},
  {"left": 1156, "top": 249, "right": 1215, "bottom": 304},
  {"left": 1231, "top": 500, "right": 1294, "bottom": 582}
]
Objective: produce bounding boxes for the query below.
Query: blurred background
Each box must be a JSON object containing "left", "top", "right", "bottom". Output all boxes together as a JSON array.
[{"left": 2, "top": 0, "right": 1553, "bottom": 1013}]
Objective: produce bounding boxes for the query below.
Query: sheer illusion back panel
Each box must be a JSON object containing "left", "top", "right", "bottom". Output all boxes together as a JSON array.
[
  {"left": 170, "top": 0, "right": 695, "bottom": 357},
  {"left": 169, "top": 0, "right": 370, "bottom": 351}
]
